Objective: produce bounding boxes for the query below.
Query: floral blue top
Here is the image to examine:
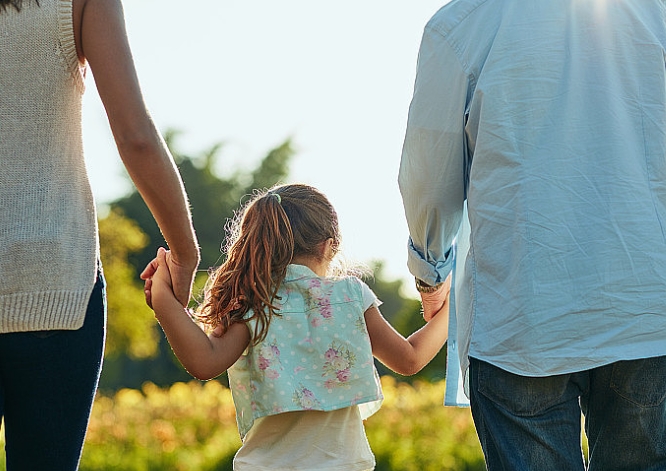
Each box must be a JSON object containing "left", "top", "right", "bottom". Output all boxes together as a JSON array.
[{"left": 228, "top": 264, "right": 383, "bottom": 439}]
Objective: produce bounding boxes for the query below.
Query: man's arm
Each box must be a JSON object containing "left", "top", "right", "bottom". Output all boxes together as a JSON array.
[{"left": 398, "top": 25, "right": 469, "bottom": 289}]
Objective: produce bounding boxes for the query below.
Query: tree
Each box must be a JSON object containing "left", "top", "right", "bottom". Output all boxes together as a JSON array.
[
  {"left": 98, "top": 135, "right": 294, "bottom": 390},
  {"left": 112, "top": 132, "right": 295, "bottom": 274}
]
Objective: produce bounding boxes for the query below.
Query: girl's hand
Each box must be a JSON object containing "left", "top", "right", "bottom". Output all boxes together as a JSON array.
[
  {"left": 142, "top": 247, "right": 175, "bottom": 309},
  {"left": 140, "top": 248, "right": 252, "bottom": 380},
  {"left": 141, "top": 248, "right": 196, "bottom": 308},
  {"left": 141, "top": 257, "right": 159, "bottom": 309}
]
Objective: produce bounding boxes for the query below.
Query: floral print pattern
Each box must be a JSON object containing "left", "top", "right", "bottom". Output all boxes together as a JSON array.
[
  {"left": 292, "top": 385, "right": 321, "bottom": 409},
  {"left": 256, "top": 340, "right": 282, "bottom": 380},
  {"left": 322, "top": 341, "right": 357, "bottom": 389},
  {"left": 304, "top": 278, "right": 334, "bottom": 327},
  {"left": 228, "top": 264, "right": 384, "bottom": 439}
]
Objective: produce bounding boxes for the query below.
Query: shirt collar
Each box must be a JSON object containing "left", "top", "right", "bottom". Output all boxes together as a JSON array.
[{"left": 285, "top": 263, "right": 318, "bottom": 282}]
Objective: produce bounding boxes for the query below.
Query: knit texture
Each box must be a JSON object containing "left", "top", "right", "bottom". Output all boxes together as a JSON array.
[{"left": 0, "top": 0, "right": 99, "bottom": 332}]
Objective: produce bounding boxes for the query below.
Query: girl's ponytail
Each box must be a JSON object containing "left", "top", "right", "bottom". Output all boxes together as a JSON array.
[
  {"left": 197, "top": 190, "right": 295, "bottom": 344},
  {"left": 197, "top": 184, "right": 341, "bottom": 344}
]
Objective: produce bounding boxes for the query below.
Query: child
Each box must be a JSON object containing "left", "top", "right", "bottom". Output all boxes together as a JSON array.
[{"left": 142, "top": 183, "right": 450, "bottom": 471}]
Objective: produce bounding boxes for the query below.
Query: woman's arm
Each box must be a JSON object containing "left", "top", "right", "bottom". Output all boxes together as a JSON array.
[
  {"left": 365, "top": 275, "right": 451, "bottom": 376},
  {"left": 74, "top": 0, "right": 200, "bottom": 305},
  {"left": 147, "top": 248, "right": 250, "bottom": 381}
]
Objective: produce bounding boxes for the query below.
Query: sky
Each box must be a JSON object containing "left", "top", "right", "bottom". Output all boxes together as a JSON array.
[{"left": 83, "top": 1, "right": 446, "bottom": 295}]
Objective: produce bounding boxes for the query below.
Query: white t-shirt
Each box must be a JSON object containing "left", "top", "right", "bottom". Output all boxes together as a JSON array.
[{"left": 233, "top": 406, "right": 375, "bottom": 471}]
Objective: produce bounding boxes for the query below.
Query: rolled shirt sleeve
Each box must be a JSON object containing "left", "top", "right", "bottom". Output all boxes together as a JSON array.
[{"left": 398, "top": 23, "right": 470, "bottom": 286}]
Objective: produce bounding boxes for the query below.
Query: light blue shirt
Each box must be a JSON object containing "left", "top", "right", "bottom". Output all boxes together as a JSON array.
[{"left": 399, "top": 0, "right": 666, "bottom": 399}]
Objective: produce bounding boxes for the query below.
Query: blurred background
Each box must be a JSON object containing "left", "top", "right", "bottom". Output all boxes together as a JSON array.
[{"left": 84, "top": 0, "right": 448, "bottom": 287}]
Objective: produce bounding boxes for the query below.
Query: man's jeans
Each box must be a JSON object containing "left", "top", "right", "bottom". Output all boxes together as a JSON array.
[
  {"left": 469, "top": 356, "right": 666, "bottom": 471},
  {"left": 0, "top": 273, "right": 106, "bottom": 470}
]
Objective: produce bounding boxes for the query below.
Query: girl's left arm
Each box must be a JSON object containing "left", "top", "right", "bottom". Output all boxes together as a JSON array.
[
  {"left": 365, "top": 274, "right": 451, "bottom": 376},
  {"left": 147, "top": 248, "right": 250, "bottom": 381}
]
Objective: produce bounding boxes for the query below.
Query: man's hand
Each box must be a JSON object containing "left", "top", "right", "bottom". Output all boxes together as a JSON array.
[{"left": 420, "top": 273, "right": 452, "bottom": 322}]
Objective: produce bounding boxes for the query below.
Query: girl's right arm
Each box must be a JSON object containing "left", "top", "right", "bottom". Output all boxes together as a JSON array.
[
  {"left": 146, "top": 248, "right": 251, "bottom": 381},
  {"left": 365, "top": 274, "right": 451, "bottom": 376}
]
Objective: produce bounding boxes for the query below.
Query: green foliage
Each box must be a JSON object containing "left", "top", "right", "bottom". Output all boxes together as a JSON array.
[
  {"left": 112, "top": 132, "right": 295, "bottom": 273},
  {"left": 99, "top": 134, "right": 294, "bottom": 390},
  {"left": 369, "top": 377, "right": 484, "bottom": 471},
  {"left": 99, "top": 208, "right": 159, "bottom": 359},
  {"left": 82, "top": 381, "right": 240, "bottom": 471}
]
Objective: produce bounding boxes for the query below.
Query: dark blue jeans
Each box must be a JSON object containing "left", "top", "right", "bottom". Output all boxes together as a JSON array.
[
  {"left": 0, "top": 273, "right": 106, "bottom": 471},
  {"left": 470, "top": 356, "right": 666, "bottom": 471}
]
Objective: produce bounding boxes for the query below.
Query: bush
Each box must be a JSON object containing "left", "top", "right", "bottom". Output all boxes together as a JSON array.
[
  {"left": 82, "top": 381, "right": 240, "bottom": 471},
  {"left": 368, "top": 377, "right": 484, "bottom": 471}
]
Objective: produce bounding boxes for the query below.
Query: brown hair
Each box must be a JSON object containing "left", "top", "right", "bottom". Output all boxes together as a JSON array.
[{"left": 196, "top": 184, "right": 341, "bottom": 344}]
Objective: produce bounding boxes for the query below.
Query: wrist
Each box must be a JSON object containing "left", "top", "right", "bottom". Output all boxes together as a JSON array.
[
  {"left": 415, "top": 278, "right": 444, "bottom": 293},
  {"left": 170, "top": 246, "right": 201, "bottom": 270}
]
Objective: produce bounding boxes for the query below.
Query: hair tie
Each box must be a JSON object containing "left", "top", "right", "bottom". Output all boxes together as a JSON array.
[{"left": 271, "top": 192, "right": 282, "bottom": 204}]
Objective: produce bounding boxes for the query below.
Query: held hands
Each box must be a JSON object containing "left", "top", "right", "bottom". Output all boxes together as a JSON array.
[
  {"left": 141, "top": 247, "right": 177, "bottom": 310},
  {"left": 140, "top": 247, "right": 197, "bottom": 308},
  {"left": 142, "top": 247, "right": 226, "bottom": 337},
  {"left": 420, "top": 273, "right": 452, "bottom": 322}
]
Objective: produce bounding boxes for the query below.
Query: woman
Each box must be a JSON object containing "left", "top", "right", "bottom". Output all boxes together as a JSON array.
[{"left": 0, "top": 0, "right": 200, "bottom": 468}]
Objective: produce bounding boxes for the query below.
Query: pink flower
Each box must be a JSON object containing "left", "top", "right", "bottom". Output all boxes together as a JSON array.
[
  {"left": 324, "top": 379, "right": 337, "bottom": 390},
  {"left": 271, "top": 345, "right": 280, "bottom": 357},
  {"left": 321, "top": 303, "right": 333, "bottom": 319},
  {"left": 336, "top": 368, "right": 351, "bottom": 382},
  {"left": 325, "top": 348, "right": 338, "bottom": 361},
  {"left": 310, "top": 317, "right": 322, "bottom": 327},
  {"left": 266, "top": 369, "right": 280, "bottom": 379},
  {"left": 258, "top": 357, "right": 270, "bottom": 370}
]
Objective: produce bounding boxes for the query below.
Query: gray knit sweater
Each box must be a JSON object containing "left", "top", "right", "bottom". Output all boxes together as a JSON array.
[{"left": 0, "top": 0, "right": 99, "bottom": 332}]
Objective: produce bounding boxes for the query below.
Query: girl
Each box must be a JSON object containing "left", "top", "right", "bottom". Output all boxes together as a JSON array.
[{"left": 143, "top": 183, "right": 450, "bottom": 471}]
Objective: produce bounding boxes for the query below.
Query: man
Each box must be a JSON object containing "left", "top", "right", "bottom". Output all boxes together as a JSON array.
[{"left": 399, "top": 1, "right": 666, "bottom": 469}]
